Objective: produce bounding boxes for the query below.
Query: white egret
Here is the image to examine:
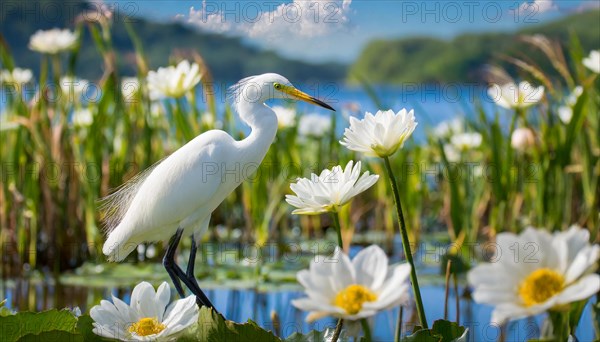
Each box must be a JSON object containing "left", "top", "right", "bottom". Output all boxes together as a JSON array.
[{"left": 101, "top": 73, "right": 335, "bottom": 309}]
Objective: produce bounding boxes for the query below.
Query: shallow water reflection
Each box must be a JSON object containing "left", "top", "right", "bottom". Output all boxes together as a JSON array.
[{"left": 1, "top": 279, "right": 595, "bottom": 341}]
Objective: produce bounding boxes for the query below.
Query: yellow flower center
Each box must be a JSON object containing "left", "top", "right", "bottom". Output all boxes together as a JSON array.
[
  {"left": 128, "top": 317, "right": 166, "bottom": 337},
  {"left": 333, "top": 284, "right": 377, "bottom": 315},
  {"left": 518, "top": 268, "right": 564, "bottom": 307}
]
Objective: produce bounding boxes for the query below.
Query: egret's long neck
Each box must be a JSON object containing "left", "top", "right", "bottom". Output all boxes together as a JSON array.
[{"left": 236, "top": 101, "right": 278, "bottom": 163}]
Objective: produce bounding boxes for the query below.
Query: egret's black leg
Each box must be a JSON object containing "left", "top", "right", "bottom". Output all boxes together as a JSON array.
[
  {"left": 163, "top": 228, "right": 186, "bottom": 298},
  {"left": 185, "top": 237, "right": 216, "bottom": 309},
  {"left": 186, "top": 236, "right": 197, "bottom": 278},
  {"left": 163, "top": 230, "right": 216, "bottom": 311}
]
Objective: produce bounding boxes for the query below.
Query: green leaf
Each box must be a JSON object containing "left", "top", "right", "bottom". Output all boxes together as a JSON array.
[
  {"left": 403, "top": 320, "right": 468, "bottom": 342},
  {"left": 196, "top": 307, "right": 280, "bottom": 342},
  {"left": 568, "top": 299, "right": 588, "bottom": 334},
  {"left": 285, "top": 330, "right": 329, "bottom": 341},
  {"left": 431, "top": 319, "right": 467, "bottom": 342},
  {"left": 0, "top": 309, "right": 78, "bottom": 342},
  {"left": 403, "top": 329, "right": 442, "bottom": 342},
  {"left": 0, "top": 299, "right": 13, "bottom": 317},
  {"left": 18, "top": 330, "right": 82, "bottom": 342}
]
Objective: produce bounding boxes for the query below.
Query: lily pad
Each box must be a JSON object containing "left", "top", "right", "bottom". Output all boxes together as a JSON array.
[
  {"left": 0, "top": 309, "right": 79, "bottom": 342},
  {"left": 403, "top": 320, "right": 468, "bottom": 342},
  {"left": 195, "top": 307, "right": 280, "bottom": 341}
]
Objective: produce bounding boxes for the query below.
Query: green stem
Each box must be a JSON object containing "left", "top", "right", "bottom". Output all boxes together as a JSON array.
[
  {"left": 504, "top": 111, "right": 519, "bottom": 232},
  {"left": 331, "top": 318, "right": 344, "bottom": 342},
  {"left": 383, "top": 156, "right": 428, "bottom": 329},
  {"left": 395, "top": 306, "right": 403, "bottom": 342},
  {"left": 361, "top": 319, "right": 372, "bottom": 342},
  {"left": 331, "top": 211, "right": 344, "bottom": 250},
  {"left": 549, "top": 310, "right": 570, "bottom": 341},
  {"left": 330, "top": 211, "right": 344, "bottom": 342}
]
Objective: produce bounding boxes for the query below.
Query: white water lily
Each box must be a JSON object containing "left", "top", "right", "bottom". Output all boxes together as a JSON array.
[
  {"left": 450, "top": 132, "right": 482, "bottom": 151},
  {"left": 511, "top": 127, "right": 536, "bottom": 151},
  {"left": 272, "top": 106, "right": 296, "bottom": 128},
  {"left": 90, "top": 281, "right": 198, "bottom": 341},
  {"left": 488, "top": 81, "right": 545, "bottom": 110},
  {"left": 29, "top": 28, "right": 78, "bottom": 54},
  {"left": 60, "top": 76, "right": 89, "bottom": 100},
  {"left": 298, "top": 113, "right": 331, "bottom": 137},
  {"left": 285, "top": 160, "right": 378, "bottom": 215},
  {"left": 0, "top": 68, "right": 33, "bottom": 90},
  {"left": 340, "top": 109, "right": 417, "bottom": 157},
  {"left": 122, "top": 77, "right": 141, "bottom": 101},
  {"left": 147, "top": 60, "right": 202, "bottom": 99},
  {"left": 468, "top": 226, "right": 600, "bottom": 324},
  {"left": 557, "top": 86, "right": 584, "bottom": 124},
  {"left": 292, "top": 245, "right": 411, "bottom": 322},
  {"left": 583, "top": 50, "right": 600, "bottom": 74}
]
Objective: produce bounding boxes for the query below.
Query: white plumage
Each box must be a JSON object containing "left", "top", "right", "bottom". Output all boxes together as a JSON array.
[{"left": 101, "top": 73, "right": 334, "bottom": 262}]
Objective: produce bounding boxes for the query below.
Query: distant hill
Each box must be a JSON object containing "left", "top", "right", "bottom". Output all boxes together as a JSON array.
[
  {"left": 0, "top": 0, "right": 346, "bottom": 82},
  {"left": 349, "top": 10, "right": 600, "bottom": 84}
]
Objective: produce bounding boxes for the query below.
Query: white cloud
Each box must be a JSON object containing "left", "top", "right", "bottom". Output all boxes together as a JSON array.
[
  {"left": 514, "top": 0, "right": 557, "bottom": 16},
  {"left": 184, "top": 0, "right": 353, "bottom": 41},
  {"left": 570, "top": 1, "right": 600, "bottom": 13}
]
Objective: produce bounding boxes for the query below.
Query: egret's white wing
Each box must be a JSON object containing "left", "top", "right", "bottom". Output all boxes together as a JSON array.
[
  {"left": 104, "top": 130, "right": 236, "bottom": 240},
  {"left": 99, "top": 159, "right": 163, "bottom": 234}
]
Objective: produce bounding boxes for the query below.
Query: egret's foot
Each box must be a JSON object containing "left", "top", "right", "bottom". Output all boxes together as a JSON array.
[{"left": 163, "top": 229, "right": 217, "bottom": 312}]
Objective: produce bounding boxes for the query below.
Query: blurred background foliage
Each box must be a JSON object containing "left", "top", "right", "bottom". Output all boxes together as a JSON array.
[{"left": 350, "top": 10, "right": 599, "bottom": 83}]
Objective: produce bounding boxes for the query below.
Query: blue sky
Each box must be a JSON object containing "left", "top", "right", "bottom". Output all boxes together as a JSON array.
[{"left": 112, "top": 0, "right": 598, "bottom": 63}]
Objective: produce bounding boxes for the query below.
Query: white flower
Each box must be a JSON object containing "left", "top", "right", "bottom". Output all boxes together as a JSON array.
[
  {"left": 442, "top": 144, "right": 461, "bottom": 162},
  {"left": 29, "top": 28, "right": 78, "bottom": 54},
  {"left": 0, "top": 68, "right": 33, "bottom": 89},
  {"left": 511, "top": 127, "right": 536, "bottom": 151},
  {"left": 583, "top": 50, "right": 600, "bottom": 74},
  {"left": 147, "top": 60, "right": 202, "bottom": 99},
  {"left": 566, "top": 86, "right": 584, "bottom": 106},
  {"left": 557, "top": 86, "right": 584, "bottom": 124},
  {"left": 60, "top": 76, "right": 89, "bottom": 101},
  {"left": 432, "top": 117, "right": 463, "bottom": 138},
  {"left": 72, "top": 108, "right": 94, "bottom": 127},
  {"left": 150, "top": 103, "right": 164, "bottom": 118},
  {"left": 90, "top": 281, "right": 199, "bottom": 341},
  {"left": 468, "top": 226, "right": 600, "bottom": 324},
  {"left": 488, "top": 81, "right": 545, "bottom": 110},
  {"left": 340, "top": 109, "right": 417, "bottom": 158},
  {"left": 292, "top": 245, "right": 411, "bottom": 322},
  {"left": 557, "top": 106, "right": 573, "bottom": 125},
  {"left": 272, "top": 106, "right": 296, "bottom": 128},
  {"left": 450, "top": 132, "right": 482, "bottom": 151},
  {"left": 122, "top": 77, "right": 141, "bottom": 101},
  {"left": 298, "top": 113, "right": 331, "bottom": 137},
  {"left": 285, "top": 160, "right": 379, "bottom": 215}
]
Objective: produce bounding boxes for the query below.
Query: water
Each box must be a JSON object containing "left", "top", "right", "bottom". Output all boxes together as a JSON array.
[
  {"left": 1, "top": 279, "right": 596, "bottom": 341},
  {"left": 213, "top": 82, "right": 503, "bottom": 137},
  {"left": 0, "top": 246, "right": 595, "bottom": 342}
]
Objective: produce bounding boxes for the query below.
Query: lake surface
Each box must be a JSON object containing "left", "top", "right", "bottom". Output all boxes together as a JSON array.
[{"left": 2, "top": 278, "right": 596, "bottom": 341}]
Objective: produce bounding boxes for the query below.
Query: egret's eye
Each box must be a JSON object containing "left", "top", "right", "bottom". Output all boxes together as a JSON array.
[{"left": 274, "top": 83, "right": 282, "bottom": 90}]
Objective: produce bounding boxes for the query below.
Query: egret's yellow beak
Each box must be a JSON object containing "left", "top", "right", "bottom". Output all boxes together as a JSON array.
[{"left": 279, "top": 85, "right": 335, "bottom": 111}]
